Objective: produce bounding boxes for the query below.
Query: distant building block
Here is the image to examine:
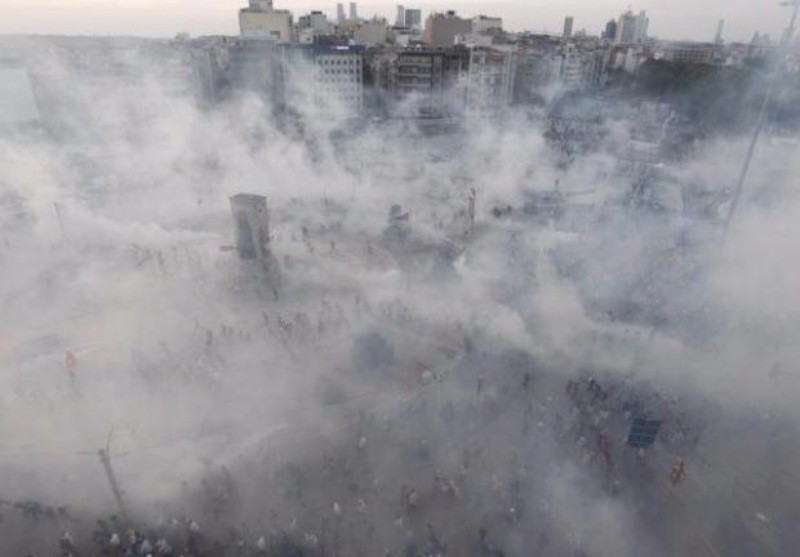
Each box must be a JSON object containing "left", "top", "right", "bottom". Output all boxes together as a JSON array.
[
  {"left": 230, "top": 194, "right": 270, "bottom": 260},
  {"left": 627, "top": 417, "right": 662, "bottom": 448}
]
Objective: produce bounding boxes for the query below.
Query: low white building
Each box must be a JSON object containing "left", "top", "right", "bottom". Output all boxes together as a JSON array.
[
  {"left": 608, "top": 45, "right": 649, "bottom": 73},
  {"left": 654, "top": 42, "right": 719, "bottom": 65}
]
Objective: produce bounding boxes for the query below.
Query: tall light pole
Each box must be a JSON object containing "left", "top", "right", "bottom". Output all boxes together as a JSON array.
[
  {"left": 723, "top": 0, "right": 799, "bottom": 242},
  {"left": 780, "top": 0, "right": 800, "bottom": 45}
]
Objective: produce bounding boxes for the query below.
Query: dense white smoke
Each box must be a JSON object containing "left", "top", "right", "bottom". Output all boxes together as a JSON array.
[{"left": 0, "top": 35, "right": 798, "bottom": 556}]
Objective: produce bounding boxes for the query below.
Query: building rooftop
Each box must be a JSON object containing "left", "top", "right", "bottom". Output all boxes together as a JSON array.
[
  {"left": 312, "top": 43, "right": 365, "bottom": 55},
  {"left": 230, "top": 193, "right": 267, "bottom": 203}
]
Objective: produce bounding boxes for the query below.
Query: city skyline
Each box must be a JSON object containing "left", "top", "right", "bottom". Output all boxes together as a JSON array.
[{"left": 2, "top": 0, "right": 792, "bottom": 43}]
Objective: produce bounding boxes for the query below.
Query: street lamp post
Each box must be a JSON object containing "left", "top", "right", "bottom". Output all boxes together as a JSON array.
[
  {"left": 780, "top": 0, "right": 800, "bottom": 45},
  {"left": 723, "top": 0, "right": 799, "bottom": 243}
]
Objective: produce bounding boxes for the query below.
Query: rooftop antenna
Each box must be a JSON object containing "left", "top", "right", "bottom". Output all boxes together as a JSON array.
[{"left": 724, "top": 0, "right": 800, "bottom": 243}]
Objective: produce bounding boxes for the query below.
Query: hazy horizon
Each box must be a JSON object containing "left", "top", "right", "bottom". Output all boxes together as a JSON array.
[{"left": 3, "top": 0, "right": 792, "bottom": 43}]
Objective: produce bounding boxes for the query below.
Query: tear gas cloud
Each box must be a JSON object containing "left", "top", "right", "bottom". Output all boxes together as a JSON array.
[{"left": 0, "top": 34, "right": 799, "bottom": 556}]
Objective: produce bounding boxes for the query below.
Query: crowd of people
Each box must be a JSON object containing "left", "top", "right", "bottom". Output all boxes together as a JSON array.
[
  {"left": 23, "top": 227, "right": 702, "bottom": 556},
  {"left": 24, "top": 334, "right": 704, "bottom": 557}
]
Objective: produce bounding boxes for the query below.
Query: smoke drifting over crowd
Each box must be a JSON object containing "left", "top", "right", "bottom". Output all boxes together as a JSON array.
[{"left": 1, "top": 35, "right": 799, "bottom": 557}]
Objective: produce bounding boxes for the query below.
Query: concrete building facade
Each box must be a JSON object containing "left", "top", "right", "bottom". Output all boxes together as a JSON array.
[
  {"left": 297, "top": 11, "right": 334, "bottom": 43},
  {"left": 615, "top": 10, "right": 648, "bottom": 44},
  {"left": 405, "top": 9, "right": 422, "bottom": 29},
  {"left": 355, "top": 19, "right": 390, "bottom": 46},
  {"left": 513, "top": 35, "right": 562, "bottom": 103},
  {"left": 299, "top": 11, "right": 333, "bottom": 35},
  {"left": 455, "top": 34, "right": 493, "bottom": 48},
  {"left": 313, "top": 44, "right": 364, "bottom": 114},
  {"left": 226, "top": 39, "right": 284, "bottom": 100},
  {"left": 608, "top": 44, "right": 650, "bottom": 72},
  {"left": 239, "top": 0, "right": 293, "bottom": 41},
  {"left": 563, "top": 17, "right": 574, "bottom": 40},
  {"left": 715, "top": 20, "right": 725, "bottom": 44},
  {"left": 423, "top": 11, "right": 472, "bottom": 46},
  {"left": 466, "top": 47, "right": 517, "bottom": 113},
  {"left": 472, "top": 15, "right": 503, "bottom": 35},
  {"left": 393, "top": 46, "right": 470, "bottom": 115},
  {"left": 657, "top": 42, "right": 719, "bottom": 64},
  {"left": 559, "top": 45, "right": 604, "bottom": 90},
  {"left": 603, "top": 20, "right": 618, "bottom": 41}
]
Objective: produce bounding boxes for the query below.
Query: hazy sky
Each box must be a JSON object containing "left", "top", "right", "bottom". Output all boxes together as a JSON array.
[{"left": 2, "top": 0, "right": 791, "bottom": 42}]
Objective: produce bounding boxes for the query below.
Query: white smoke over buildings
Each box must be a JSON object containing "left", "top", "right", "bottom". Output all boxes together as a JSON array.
[{"left": 0, "top": 32, "right": 798, "bottom": 556}]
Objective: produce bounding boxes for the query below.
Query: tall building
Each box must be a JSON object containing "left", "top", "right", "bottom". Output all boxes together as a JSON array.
[
  {"left": 337, "top": 3, "right": 346, "bottom": 24},
  {"left": 239, "top": 0, "right": 293, "bottom": 41},
  {"left": 603, "top": 19, "right": 617, "bottom": 40},
  {"left": 405, "top": 9, "right": 422, "bottom": 30},
  {"left": 563, "top": 16, "right": 574, "bottom": 40},
  {"left": 615, "top": 10, "right": 648, "bottom": 44},
  {"left": 396, "top": 5, "right": 405, "bottom": 27},
  {"left": 423, "top": 11, "right": 472, "bottom": 46},
  {"left": 349, "top": 2, "right": 358, "bottom": 21},
  {"left": 634, "top": 12, "right": 649, "bottom": 43},
  {"left": 715, "top": 19, "right": 725, "bottom": 43}
]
